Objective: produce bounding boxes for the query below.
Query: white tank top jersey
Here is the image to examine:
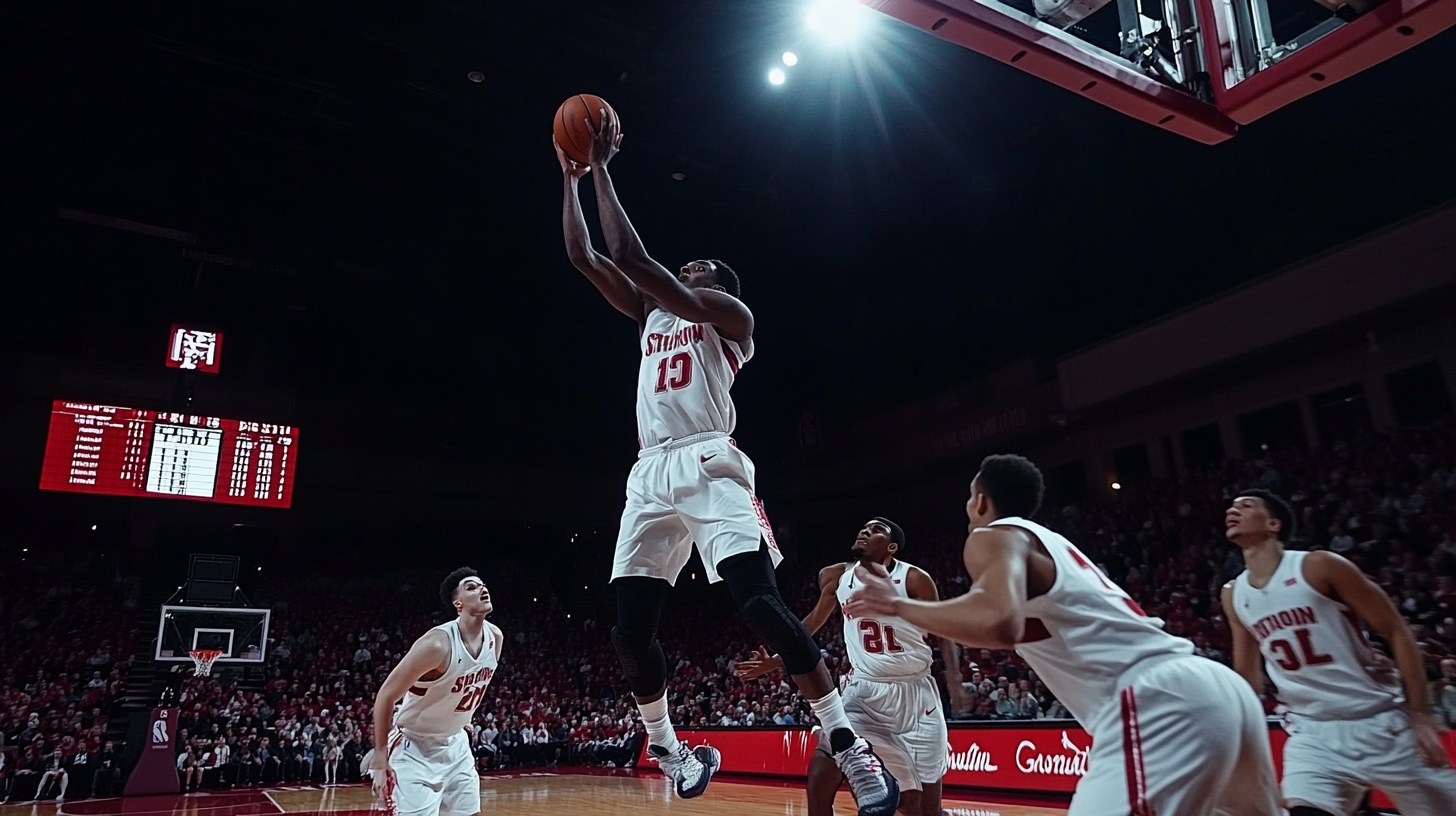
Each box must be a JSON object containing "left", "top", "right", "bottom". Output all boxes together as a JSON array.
[
  {"left": 1232, "top": 550, "right": 1402, "bottom": 720},
  {"left": 635, "top": 306, "right": 751, "bottom": 448},
  {"left": 393, "top": 619, "right": 498, "bottom": 744},
  {"left": 993, "top": 518, "right": 1194, "bottom": 725},
  {"left": 838, "top": 559, "right": 934, "bottom": 681}
]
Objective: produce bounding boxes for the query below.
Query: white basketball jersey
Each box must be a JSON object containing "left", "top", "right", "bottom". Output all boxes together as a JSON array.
[
  {"left": 635, "top": 306, "right": 750, "bottom": 448},
  {"left": 1232, "top": 550, "right": 1402, "bottom": 720},
  {"left": 999, "top": 518, "right": 1193, "bottom": 725},
  {"left": 393, "top": 619, "right": 498, "bottom": 745},
  {"left": 839, "top": 559, "right": 934, "bottom": 681}
]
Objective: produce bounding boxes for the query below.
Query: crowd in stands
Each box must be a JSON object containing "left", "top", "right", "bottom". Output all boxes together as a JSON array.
[
  {"left": 2, "top": 419, "right": 1453, "bottom": 798},
  {"left": 0, "top": 551, "right": 137, "bottom": 802}
]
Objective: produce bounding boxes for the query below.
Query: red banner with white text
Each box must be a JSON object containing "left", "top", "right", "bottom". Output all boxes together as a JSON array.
[{"left": 642, "top": 722, "right": 1456, "bottom": 806}]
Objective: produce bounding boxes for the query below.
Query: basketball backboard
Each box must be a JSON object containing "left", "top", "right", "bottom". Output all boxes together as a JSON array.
[
  {"left": 866, "top": 0, "right": 1456, "bottom": 143},
  {"left": 155, "top": 605, "right": 270, "bottom": 664}
]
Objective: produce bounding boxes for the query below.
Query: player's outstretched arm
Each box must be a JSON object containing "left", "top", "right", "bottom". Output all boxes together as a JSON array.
[
  {"left": 845, "top": 528, "right": 1029, "bottom": 649},
  {"left": 583, "top": 112, "right": 753, "bottom": 341},
  {"left": 1308, "top": 551, "right": 1450, "bottom": 766},
  {"left": 1221, "top": 582, "right": 1266, "bottom": 692},
  {"left": 735, "top": 564, "right": 846, "bottom": 680},
  {"left": 368, "top": 630, "right": 451, "bottom": 799},
  {"left": 557, "top": 141, "right": 644, "bottom": 322}
]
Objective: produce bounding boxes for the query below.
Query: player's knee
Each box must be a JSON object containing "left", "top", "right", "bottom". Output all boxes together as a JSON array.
[
  {"left": 609, "top": 625, "right": 666, "bottom": 695},
  {"left": 738, "top": 592, "right": 821, "bottom": 675}
]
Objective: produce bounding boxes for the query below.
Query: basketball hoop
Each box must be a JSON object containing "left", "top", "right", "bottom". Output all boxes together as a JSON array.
[{"left": 189, "top": 649, "right": 224, "bottom": 676}]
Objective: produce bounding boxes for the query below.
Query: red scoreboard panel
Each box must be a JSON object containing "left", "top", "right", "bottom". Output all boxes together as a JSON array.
[{"left": 39, "top": 401, "right": 298, "bottom": 507}]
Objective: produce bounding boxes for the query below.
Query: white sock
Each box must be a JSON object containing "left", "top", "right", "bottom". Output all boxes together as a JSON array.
[
  {"left": 808, "top": 690, "right": 852, "bottom": 738},
  {"left": 638, "top": 696, "right": 680, "bottom": 752}
]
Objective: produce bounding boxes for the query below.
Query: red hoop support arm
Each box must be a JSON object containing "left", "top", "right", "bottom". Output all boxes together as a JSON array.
[
  {"left": 1195, "top": 0, "right": 1456, "bottom": 125},
  {"left": 866, "top": 0, "right": 1239, "bottom": 144}
]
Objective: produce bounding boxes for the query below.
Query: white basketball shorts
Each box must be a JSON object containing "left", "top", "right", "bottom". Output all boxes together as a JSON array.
[
  {"left": 1070, "top": 655, "right": 1281, "bottom": 816},
  {"left": 817, "top": 674, "right": 948, "bottom": 791},
  {"left": 1281, "top": 707, "right": 1456, "bottom": 816},
  {"left": 387, "top": 730, "right": 479, "bottom": 816},
  {"left": 612, "top": 432, "right": 782, "bottom": 585}
]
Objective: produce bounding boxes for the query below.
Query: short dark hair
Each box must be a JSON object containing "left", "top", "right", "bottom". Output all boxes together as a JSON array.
[
  {"left": 1236, "top": 489, "right": 1296, "bottom": 541},
  {"left": 708, "top": 259, "right": 741, "bottom": 299},
  {"left": 872, "top": 517, "right": 906, "bottom": 551},
  {"left": 976, "top": 454, "right": 1044, "bottom": 519},
  {"left": 440, "top": 567, "right": 479, "bottom": 608}
]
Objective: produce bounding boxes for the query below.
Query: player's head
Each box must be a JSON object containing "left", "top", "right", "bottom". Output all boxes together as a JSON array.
[
  {"left": 678, "top": 259, "right": 741, "bottom": 299},
  {"left": 440, "top": 566, "right": 492, "bottom": 617},
  {"left": 852, "top": 517, "right": 904, "bottom": 563},
  {"left": 967, "top": 454, "right": 1044, "bottom": 527},
  {"left": 1226, "top": 489, "right": 1294, "bottom": 545}
]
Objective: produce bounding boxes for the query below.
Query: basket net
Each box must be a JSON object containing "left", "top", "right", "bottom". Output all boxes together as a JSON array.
[{"left": 189, "top": 649, "right": 224, "bottom": 676}]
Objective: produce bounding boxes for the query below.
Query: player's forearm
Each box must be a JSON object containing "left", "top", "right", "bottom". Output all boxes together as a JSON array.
[
  {"left": 371, "top": 693, "right": 397, "bottom": 752},
  {"left": 889, "top": 593, "right": 1023, "bottom": 649},
  {"left": 588, "top": 165, "right": 647, "bottom": 263},
  {"left": 589, "top": 166, "right": 684, "bottom": 303},
  {"left": 561, "top": 177, "right": 599, "bottom": 267},
  {"left": 938, "top": 637, "right": 963, "bottom": 676},
  {"left": 801, "top": 600, "right": 834, "bottom": 635},
  {"left": 1390, "top": 628, "right": 1433, "bottom": 714}
]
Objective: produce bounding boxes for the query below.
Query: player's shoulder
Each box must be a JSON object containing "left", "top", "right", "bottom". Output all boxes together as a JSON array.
[
  {"left": 904, "top": 563, "right": 934, "bottom": 583},
  {"left": 965, "top": 522, "right": 1038, "bottom": 555},
  {"left": 1300, "top": 549, "right": 1346, "bottom": 569},
  {"left": 1299, "top": 548, "right": 1361, "bottom": 584},
  {"left": 818, "top": 562, "right": 851, "bottom": 588},
  {"left": 413, "top": 626, "right": 452, "bottom": 653}
]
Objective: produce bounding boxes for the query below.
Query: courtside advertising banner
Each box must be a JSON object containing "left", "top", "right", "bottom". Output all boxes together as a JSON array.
[{"left": 641, "top": 722, "right": 1456, "bottom": 805}]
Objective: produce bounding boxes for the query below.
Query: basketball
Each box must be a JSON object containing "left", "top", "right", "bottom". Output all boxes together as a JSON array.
[{"left": 553, "top": 94, "right": 617, "bottom": 165}]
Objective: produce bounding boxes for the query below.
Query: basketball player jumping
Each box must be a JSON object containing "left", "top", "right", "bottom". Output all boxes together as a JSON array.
[
  {"left": 554, "top": 114, "right": 899, "bottom": 816},
  {"left": 368, "top": 568, "right": 501, "bottom": 816},
  {"left": 1224, "top": 490, "right": 1456, "bottom": 816},
  {"left": 846, "top": 454, "right": 1282, "bottom": 816},
  {"left": 736, "top": 517, "right": 961, "bottom": 816}
]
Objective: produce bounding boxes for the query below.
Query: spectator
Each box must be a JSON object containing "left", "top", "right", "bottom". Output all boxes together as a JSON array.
[
  {"left": 1435, "top": 658, "right": 1456, "bottom": 726},
  {"left": 36, "top": 748, "right": 67, "bottom": 802},
  {"left": 93, "top": 740, "right": 121, "bottom": 798},
  {"left": 322, "top": 738, "right": 341, "bottom": 785},
  {"left": 177, "top": 739, "right": 202, "bottom": 793}
]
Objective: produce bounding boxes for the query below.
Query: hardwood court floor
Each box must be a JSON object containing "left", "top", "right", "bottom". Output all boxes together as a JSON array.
[{"left": 2, "top": 774, "right": 1067, "bottom": 816}]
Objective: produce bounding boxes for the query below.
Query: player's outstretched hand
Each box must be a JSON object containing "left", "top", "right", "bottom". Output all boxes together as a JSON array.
[
  {"left": 585, "top": 107, "right": 622, "bottom": 167},
  {"left": 734, "top": 646, "right": 783, "bottom": 680},
  {"left": 844, "top": 562, "right": 900, "bottom": 619},
  {"left": 553, "top": 138, "right": 590, "bottom": 179},
  {"left": 1410, "top": 711, "right": 1452, "bottom": 768}
]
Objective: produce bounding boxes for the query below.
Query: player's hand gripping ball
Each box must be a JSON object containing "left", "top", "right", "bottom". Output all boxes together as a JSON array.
[{"left": 553, "top": 94, "right": 619, "bottom": 165}]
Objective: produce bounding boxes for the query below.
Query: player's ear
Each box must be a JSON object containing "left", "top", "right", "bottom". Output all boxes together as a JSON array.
[{"left": 711, "top": 284, "right": 726, "bottom": 293}]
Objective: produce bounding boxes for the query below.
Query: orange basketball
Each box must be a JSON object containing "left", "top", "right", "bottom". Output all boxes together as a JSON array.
[{"left": 554, "top": 94, "right": 617, "bottom": 165}]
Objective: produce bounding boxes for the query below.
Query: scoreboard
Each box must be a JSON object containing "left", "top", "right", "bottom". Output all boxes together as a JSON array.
[{"left": 39, "top": 401, "right": 298, "bottom": 507}]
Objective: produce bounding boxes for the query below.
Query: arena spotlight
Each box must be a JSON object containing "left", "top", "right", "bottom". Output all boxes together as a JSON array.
[
  {"left": 1111, "top": 482, "right": 1122, "bottom": 490},
  {"left": 768, "top": 67, "right": 786, "bottom": 85},
  {"left": 783, "top": 51, "right": 799, "bottom": 66},
  {"left": 806, "top": 0, "right": 866, "bottom": 43}
]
